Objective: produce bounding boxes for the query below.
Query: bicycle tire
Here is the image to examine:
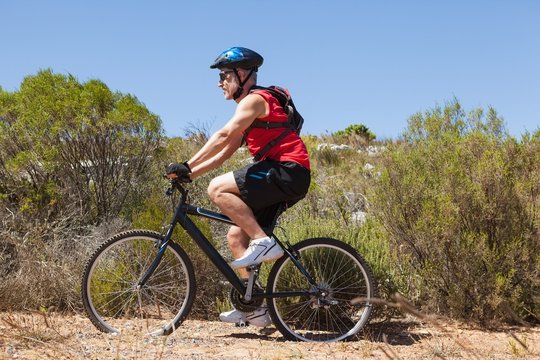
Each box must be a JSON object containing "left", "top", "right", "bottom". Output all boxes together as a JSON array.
[
  {"left": 81, "top": 230, "right": 196, "bottom": 336},
  {"left": 266, "top": 237, "right": 374, "bottom": 342}
]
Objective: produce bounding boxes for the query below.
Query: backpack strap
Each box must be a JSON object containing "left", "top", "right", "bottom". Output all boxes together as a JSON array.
[
  {"left": 249, "top": 119, "right": 292, "bottom": 129},
  {"left": 243, "top": 86, "right": 296, "bottom": 161},
  {"left": 252, "top": 127, "right": 292, "bottom": 161},
  {"left": 245, "top": 86, "right": 294, "bottom": 130},
  {"left": 251, "top": 85, "right": 290, "bottom": 106}
]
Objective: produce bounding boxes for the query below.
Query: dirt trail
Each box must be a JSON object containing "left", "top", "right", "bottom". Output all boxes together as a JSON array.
[{"left": 1, "top": 312, "right": 538, "bottom": 359}]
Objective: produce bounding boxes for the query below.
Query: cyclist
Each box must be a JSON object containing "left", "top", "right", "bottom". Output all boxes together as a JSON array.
[{"left": 166, "top": 47, "right": 310, "bottom": 327}]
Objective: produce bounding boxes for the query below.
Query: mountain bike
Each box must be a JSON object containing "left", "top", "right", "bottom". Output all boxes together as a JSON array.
[{"left": 81, "top": 179, "right": 374, "bottom": 342}]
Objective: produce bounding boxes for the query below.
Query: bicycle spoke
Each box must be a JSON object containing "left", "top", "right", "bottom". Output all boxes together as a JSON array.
[{"left": 279, "top": 299, "right": 312, "bottom": 321}]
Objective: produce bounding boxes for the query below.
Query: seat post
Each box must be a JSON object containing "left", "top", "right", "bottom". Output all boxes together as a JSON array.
[{"left": 265, "top": 202, "right": 287, "bottom": 234}]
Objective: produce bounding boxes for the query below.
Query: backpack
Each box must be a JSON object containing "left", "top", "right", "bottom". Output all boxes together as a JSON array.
[{"left": 244, "top": 85, "right": 304, "bottom": 161}]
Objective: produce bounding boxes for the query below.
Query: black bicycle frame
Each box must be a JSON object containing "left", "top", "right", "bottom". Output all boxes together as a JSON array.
[{"left": 138, "top": 181, "right": 318, "bottom": 299}]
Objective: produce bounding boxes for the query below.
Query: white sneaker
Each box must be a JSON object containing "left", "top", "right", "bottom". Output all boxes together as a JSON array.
[
  {"left": 230, "top": 237, "right": 284, "bottom": 269},
  {"left": 219, "top": 307, "right": 271, "bottom": 327}
]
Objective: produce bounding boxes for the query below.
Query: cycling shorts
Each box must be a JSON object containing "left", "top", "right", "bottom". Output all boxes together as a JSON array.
[{"left": 233, "top": 159, "right": 310, "bottom": 228}]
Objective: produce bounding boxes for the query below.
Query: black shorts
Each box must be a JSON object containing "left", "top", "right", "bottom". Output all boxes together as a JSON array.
[{"left": 233, "top": 160, "right": 310, "bottom": 228}]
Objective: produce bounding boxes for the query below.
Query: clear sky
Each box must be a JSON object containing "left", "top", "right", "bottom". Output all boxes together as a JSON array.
[{"left": 1, "top": 1, "right": 539, "bottom": 139}]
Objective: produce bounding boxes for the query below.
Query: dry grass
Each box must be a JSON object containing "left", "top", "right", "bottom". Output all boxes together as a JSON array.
[{"left": 0, "top": 217, "right": 128, "bottom": 313}]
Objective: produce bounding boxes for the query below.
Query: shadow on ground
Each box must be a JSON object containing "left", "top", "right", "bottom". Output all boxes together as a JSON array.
[{"left": 218, "top": 320, "right": 431, "bottom": 345}]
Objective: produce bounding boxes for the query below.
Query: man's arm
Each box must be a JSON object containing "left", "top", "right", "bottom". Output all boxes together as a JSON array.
[
  {"left": 187, "top": 94, "right": 267, "bottom": 170},
  {"left": 189, "top": 132, "right": 243, "bottom": 179}
]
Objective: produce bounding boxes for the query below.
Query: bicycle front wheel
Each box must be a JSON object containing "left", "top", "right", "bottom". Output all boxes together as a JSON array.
[
  {"left": 267, "top": 238, "right": 374, "bottom": 342},
  {"left": 81, "top": 230, "right": 196, "bottom": 336}
]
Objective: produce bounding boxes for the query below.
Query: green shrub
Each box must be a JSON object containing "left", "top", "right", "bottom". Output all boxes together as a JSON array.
[
  {"left": 370, "top": 101, "right": 540, "bottom": 324},
  {"left": 0, "top": 70, "right": 164, "bottom": 312},
  {"left": 0, "top": 69, "right": 163, "bottom": 222},
  {"left": 333, "top": 123, "right": 376, "bottom": 144}
]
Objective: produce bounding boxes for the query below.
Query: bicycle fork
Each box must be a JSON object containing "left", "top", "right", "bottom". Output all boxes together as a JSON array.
[{"left": 137, "top": 222, "right": 175, "bottom": 289}]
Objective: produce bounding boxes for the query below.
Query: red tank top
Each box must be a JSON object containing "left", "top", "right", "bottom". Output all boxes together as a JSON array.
[{"left": 244, "top": 90, "right": 310, "bottom": 170}]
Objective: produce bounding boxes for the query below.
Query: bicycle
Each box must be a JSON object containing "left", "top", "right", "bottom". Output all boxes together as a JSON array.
[{"left": 81, "top": 179, "right": 375, "bottom": 342}]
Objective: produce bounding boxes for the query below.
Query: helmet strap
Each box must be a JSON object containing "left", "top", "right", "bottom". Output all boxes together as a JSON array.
[{"left": 232, "top": 68, "right": 256, "bottom": 100}]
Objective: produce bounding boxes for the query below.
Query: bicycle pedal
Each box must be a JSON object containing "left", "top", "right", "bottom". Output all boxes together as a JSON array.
[{"left": 235, "top": 320, "right": 248, "bottom": 327}]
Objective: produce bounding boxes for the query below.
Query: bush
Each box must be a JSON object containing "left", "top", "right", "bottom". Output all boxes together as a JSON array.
[
  {"left": 0, "top": 70, "right": 163, "bottom": 311},
  {"left": 370, "top": 101, "right": 540, "bottom": 324},
  {"left": 0, "top": 69, "right": 163, "bottom": 222},
  {"left": 333, "top": 123, "right": 376, "bottom": 144}
]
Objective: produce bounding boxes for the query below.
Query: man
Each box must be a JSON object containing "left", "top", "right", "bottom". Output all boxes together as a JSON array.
[{"left": 166, "top": 47, "right": 310, "bottom": 327}]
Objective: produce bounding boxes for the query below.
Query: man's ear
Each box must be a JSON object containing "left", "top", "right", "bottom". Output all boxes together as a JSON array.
[{"left": 236, "top": 69, "right": 245, "bottom": 82}]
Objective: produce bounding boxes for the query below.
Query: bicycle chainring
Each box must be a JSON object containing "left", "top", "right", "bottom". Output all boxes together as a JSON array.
[{"left": 229, "top": 283, "right": 265, "bottom": 312}]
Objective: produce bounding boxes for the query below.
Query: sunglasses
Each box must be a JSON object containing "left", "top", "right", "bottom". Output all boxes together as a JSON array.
[{"left": 219, "top": 71, "right": 234, "bottom": 81}]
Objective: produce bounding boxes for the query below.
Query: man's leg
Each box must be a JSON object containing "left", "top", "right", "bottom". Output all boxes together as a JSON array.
[
  {"left": 226, "top": 226, "right": 251, "bottom": 279},
  {"left": 210, "top": 171, "right": 277, "bottom": 327},
  {"left": 209, "top": 171, "right": 284, "bottom": 270},
  {"left": 207, "top": 172, "right": 267, "bottom": 240}
]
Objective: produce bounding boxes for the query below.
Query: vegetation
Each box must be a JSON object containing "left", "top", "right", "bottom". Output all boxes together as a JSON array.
[
  {"left": 370, "top": 101, "right": 540, "bottom": 324},
  {"left": 332, "top": 123, "right": 376, "bottom": 147},
  {"left": 1, "top": 72, "right": 538, "bottom": 326},
  {"left": 0, "top": 69, "right": 163, "bottom": 220},
  {"left": 0, "top": 70, "right": 163, "bottom": 310}
]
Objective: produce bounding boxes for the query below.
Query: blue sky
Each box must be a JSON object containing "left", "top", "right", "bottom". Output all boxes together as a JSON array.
[{"left": 1, "top": 1, "right": 539, "bottom": 139}]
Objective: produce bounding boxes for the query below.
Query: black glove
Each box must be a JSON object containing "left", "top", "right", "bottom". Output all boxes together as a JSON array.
[{"left": 166, "top": 162, "right": 192, "bottom": 182}]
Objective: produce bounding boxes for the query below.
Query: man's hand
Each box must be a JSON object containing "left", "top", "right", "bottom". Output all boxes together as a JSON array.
[{"left": 165, "top": 162, "right": 192, "bottom": 182}]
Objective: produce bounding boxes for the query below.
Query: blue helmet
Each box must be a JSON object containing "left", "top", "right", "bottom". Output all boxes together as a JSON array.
[{"left": 210, "top": 47, "right": 264, "bottom": 70}]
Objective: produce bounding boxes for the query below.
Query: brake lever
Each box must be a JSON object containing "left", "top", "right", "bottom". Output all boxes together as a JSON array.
[{"left": 163, "top": 172, "right": 178, "bottom": 196}]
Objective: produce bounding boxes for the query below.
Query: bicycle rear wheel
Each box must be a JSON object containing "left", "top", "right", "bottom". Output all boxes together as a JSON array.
[
  {"left": 81, "top": 230, "right": 196, "bottom": 336},
  {"left": 267, "top": 238, "right": 374, "bottom": 342}
]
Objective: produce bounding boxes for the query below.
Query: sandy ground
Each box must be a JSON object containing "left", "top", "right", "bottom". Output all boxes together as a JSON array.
[{"left": 0, "top": 312, "right": 538, "bottom": 359}]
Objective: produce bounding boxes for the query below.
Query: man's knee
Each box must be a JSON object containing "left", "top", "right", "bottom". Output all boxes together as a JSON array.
[
  {"left": 207, "top": 178, "right": 220, "bottom": 203},
  {"left": 207, "top": 173, "right": 238, "bottom": 204}
]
